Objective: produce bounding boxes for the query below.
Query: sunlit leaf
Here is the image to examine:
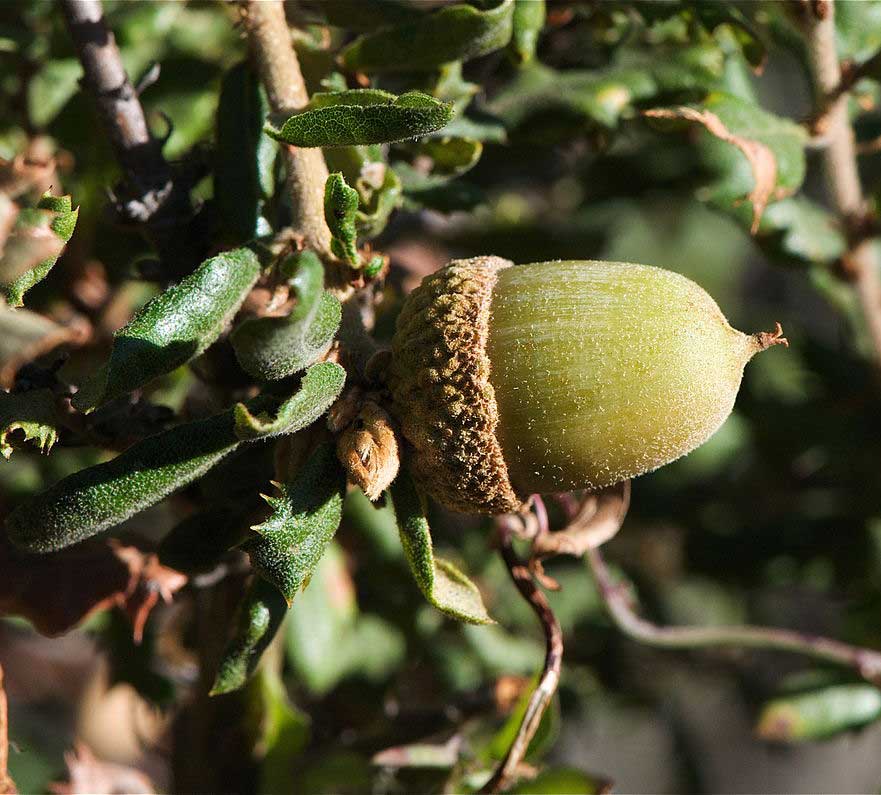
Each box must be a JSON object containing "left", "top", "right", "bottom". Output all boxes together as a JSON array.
[
  {"left": 246, "top": 443, "right": 346, "bottom": 604},
  {"left": 73, "top": 247, "right": 261, "bottom": 412},
  {"left": 265, "top": 90, "right": 453, "bottom": 147},
  {"left": 233, "top": 362, "right": 346, "bottom": 440},
  {"left": 231, "top": 252, "right": 342, "bottom": 381},
  {"left": 0, "top": 388, "right": 57, "bottom": 460},
  {"left": 388, "top": 470, "right": 493, "bottom": 624},
  {"left": 325, "top": 172, "right": 360, "bottom": 265}
]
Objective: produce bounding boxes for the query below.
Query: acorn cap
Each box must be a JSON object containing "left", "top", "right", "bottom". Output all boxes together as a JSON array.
[{"left": 388, "top": 256, "right": 525, "bottom": 514}]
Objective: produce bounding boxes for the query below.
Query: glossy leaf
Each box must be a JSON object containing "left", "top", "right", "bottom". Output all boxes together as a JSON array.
[
  {"left": 324, "top": 173, "right": 360, "bottom": 265},
  {"left": 231, "top": 252, "right": 342, "bottom": 381},
  {"left": 510, "top": 0, "right": 545, "bottom": 65},
  {"left": 215, "top": 61, "right": 276, "bottom": 244},
  {"left": 756, "top": 684, "right": 881, "bottom": 742},
  {"left": 233, "top": 362, "right": 346, "bottom": 441},
  {"left": 340, "top": 0, "right": 515, "bottom": 73},
  {"left": 265, "top": 90, "right": 453, "bottom": 148},
  {"left": 0, "top": 388, "right": 58, "bottom": 460},
  {"left": 6, "top": 408, "right": 242, "bottom": 554},
  {"left": 73, "top": 248, "right": 261, "bottom": 412},
  {"left": 210, "top": 577, "right": 289, "bottom": 695},
  {"left": 246, "top": 444, "right": 346, "bottom": 604},
  {"left": 388, "top": 471, "right": 493, "bottom": 625},
  {"left": 2, "top": 194, "right": 78, "bottom": 307}
]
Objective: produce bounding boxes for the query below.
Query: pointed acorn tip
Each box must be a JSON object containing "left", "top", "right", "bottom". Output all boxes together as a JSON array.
[{"left": 753, "top": 321, "right": 789, "bottom": 352}]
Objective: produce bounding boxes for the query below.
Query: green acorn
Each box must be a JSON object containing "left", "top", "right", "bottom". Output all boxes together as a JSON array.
[{"left": 389, "top": 257, "right": 787, "bottom": 515}]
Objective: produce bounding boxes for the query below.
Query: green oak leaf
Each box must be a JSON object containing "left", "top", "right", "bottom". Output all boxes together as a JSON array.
[
  {"left": 215, "top": 61, "right": 276, "bottom": 244},
  {"left": 510, "top": 0, "right": 545, "bottom": 65},
  {"left": 388, "top": 471, "right": 493, "bottom": 625},
  {"left": 0, "top": 388, "right": 58, "bottom": 460},
  {"left": 231, "top": 252, "right": 342, "bottom": 381},
  {"left": 246, "top": 444, "right": 346, "bottom": 604},
  {"left": 73, "top": 247, "right": 261, "bottom": 413},
  {"left": 756, "top": 684, "right": 881, "bottom": 742},
  {"left": 211, "top": 577, "right": 289, "bottom": 695},
  {"left": 324, "top": 173, "right": 360, "bottom": 265},
  {"left": 264, "top": 90, "right": 453, "bottom": 147},
  {"left": 233, "top": 362, "right": 345, "bottom": 441},
  {"left": 2, "top": 194, "right": 78, "bottom": 307},
  {"left": 340, "top": 0, "right": 515, "bottom": 73}
]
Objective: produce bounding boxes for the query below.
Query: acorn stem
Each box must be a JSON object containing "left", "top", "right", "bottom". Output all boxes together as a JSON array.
[{"left": 753, "top": 321, "right": 789, "bottom": 351}]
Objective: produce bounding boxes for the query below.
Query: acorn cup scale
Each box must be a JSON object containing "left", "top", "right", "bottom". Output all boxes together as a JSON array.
[{"left": 388, "top": 257, "right": 787, "bottom": 515}]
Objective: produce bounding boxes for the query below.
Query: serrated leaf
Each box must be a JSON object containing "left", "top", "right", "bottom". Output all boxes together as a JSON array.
[
  {"left": 646, "top": 92, "right": 807, "bottom": 233},
  {"left": 388, "top": 471, "right": 493, "bottom": 625},
  {"left": 340, "top": 0, "right": 515, "bottom": 73},
  {"left": 5, "top": 407, "right": 242, "bottom": 554},
  {"left": 265, "top": 90, "right": 453, "bottom": 148},
  {"left": 246, "top": 444, "right": 346, "bottom": 604},
  {"left": 73, "top": 248, "right": 261, "bottom": 412},
  {"left": 233, "top": 361, "right": 345, "bottom": 440},
  {"left": 216, "top": 61, "right": 276, "bottom": 244},
  {"left": 2, "top": 193, "right": 78, "bottom": 306},
  {"left": 756, "top": 684, "right": 881, "bottom": 742},
  {"left": 0, "top": 388, "right": 58, "bottom": 460},
  {"left": 510, "top": 0, "right": 545, "bottom": 65},
  {"left": 231, "top": 252, "right": 342, "bottom": 381},
  {"left": 0, "top": 208, "right": 65, "bottom": 289},
  {"left": 210, "top": 577, "right": 289, "bottom": 695},
  {"left": 325, "top": 173, "right": 360, "bottom": 265}
]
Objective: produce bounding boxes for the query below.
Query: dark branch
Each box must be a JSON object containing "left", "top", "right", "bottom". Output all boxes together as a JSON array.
[{"left": 481, "top": 519, "right": 564, "bottom": 795}]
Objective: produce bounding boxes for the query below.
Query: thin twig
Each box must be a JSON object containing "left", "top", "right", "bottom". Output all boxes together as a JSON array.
[
  {"left": 585, "top": 544, "right": 881, "bottom": 686},
  {"left": 238, "top": 1, "right": 335, "bottom": 265},
  {"left": 0, "top": 664, "right": 15, "bottom": 795},
  {"left": 481, "top": 521, "right": 563, "bottom": 795},
  {"left": 60, "top": 0, "right": 197, "bottom": 277},
  {"left": 801, "top": 0, "right": 881, "bottom": 364}
]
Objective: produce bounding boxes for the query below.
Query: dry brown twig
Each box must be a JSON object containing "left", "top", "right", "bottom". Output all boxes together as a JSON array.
[{"left": 0, "top": 664, "right": 15, "bottom": 795}]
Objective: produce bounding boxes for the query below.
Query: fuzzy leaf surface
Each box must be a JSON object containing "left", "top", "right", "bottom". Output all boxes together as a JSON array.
[
  {"left": 265, "top": 90, "right": 453, "bottom": 147},
  {"left": 233, "top": 362, "right": 346, "bottom": 440},
  {"left": 211, "top": 577, "right": 288, "bottom": 695},
  {"left": 340, "top": 0, "right": 514, "bottom": 73},
  {"left": 388, "top": 471, "right": 493, "bottom": 624},
  {"left": 246, "top": 444, "right": 346, "bottom": 604},
  {"left": 5, "top": 409, "right": 242, "bottom": 554},
  {"left": 74, "top": 247, "right": 261, "bottom": 412},
  {"left": 231, "top": 252, "right": 341, "bottom": 381},
  {"left": 325, "top": 173, "right": 360, "bottom": 265}
]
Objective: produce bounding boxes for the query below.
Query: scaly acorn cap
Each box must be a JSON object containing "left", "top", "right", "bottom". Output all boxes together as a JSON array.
[{"left": 389, "top": 258, "right": 787, "bottom": 515}]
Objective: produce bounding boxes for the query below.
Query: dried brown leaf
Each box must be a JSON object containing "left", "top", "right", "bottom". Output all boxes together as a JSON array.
[
  {"left": 532, "top": 481, "right": 631, "bottom": 559},
  {"left": 644, "top": 107, "right": 777, "bottom": 233},
  {"left": 0, "top": 139, "right": 58, "bottom": 201},
  {"left": 0, "top": 219, "right": 65, "bottom": 285},
  {"left": 0, "top": 536, "right": 186, "bottom": 640}
]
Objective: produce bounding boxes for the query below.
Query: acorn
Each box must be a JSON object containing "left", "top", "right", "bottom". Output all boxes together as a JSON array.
[{"left": 388, "top": 257, "right": 787, "bottom": 515}]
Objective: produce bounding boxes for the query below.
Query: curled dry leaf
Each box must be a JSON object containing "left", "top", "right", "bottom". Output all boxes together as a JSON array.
[
  {"left": 532, "top": 480, "right": 631, "bottom": 559},
  {"left": 0, "top": 306, "right": 88, "bottom": 389},
  {"left": 0, "top": 536, "right": 186, "bottom": 640},
  {"left": 335, "top": 399, "right": 400, "bottom": 500},
  {"left": 644, "top": 107, "right": 777, "bottom": 233}
]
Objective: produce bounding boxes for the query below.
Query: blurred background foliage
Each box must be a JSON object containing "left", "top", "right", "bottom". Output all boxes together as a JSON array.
[{"left": 3, "top": 1, "right": 881, "bottom": 793}]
